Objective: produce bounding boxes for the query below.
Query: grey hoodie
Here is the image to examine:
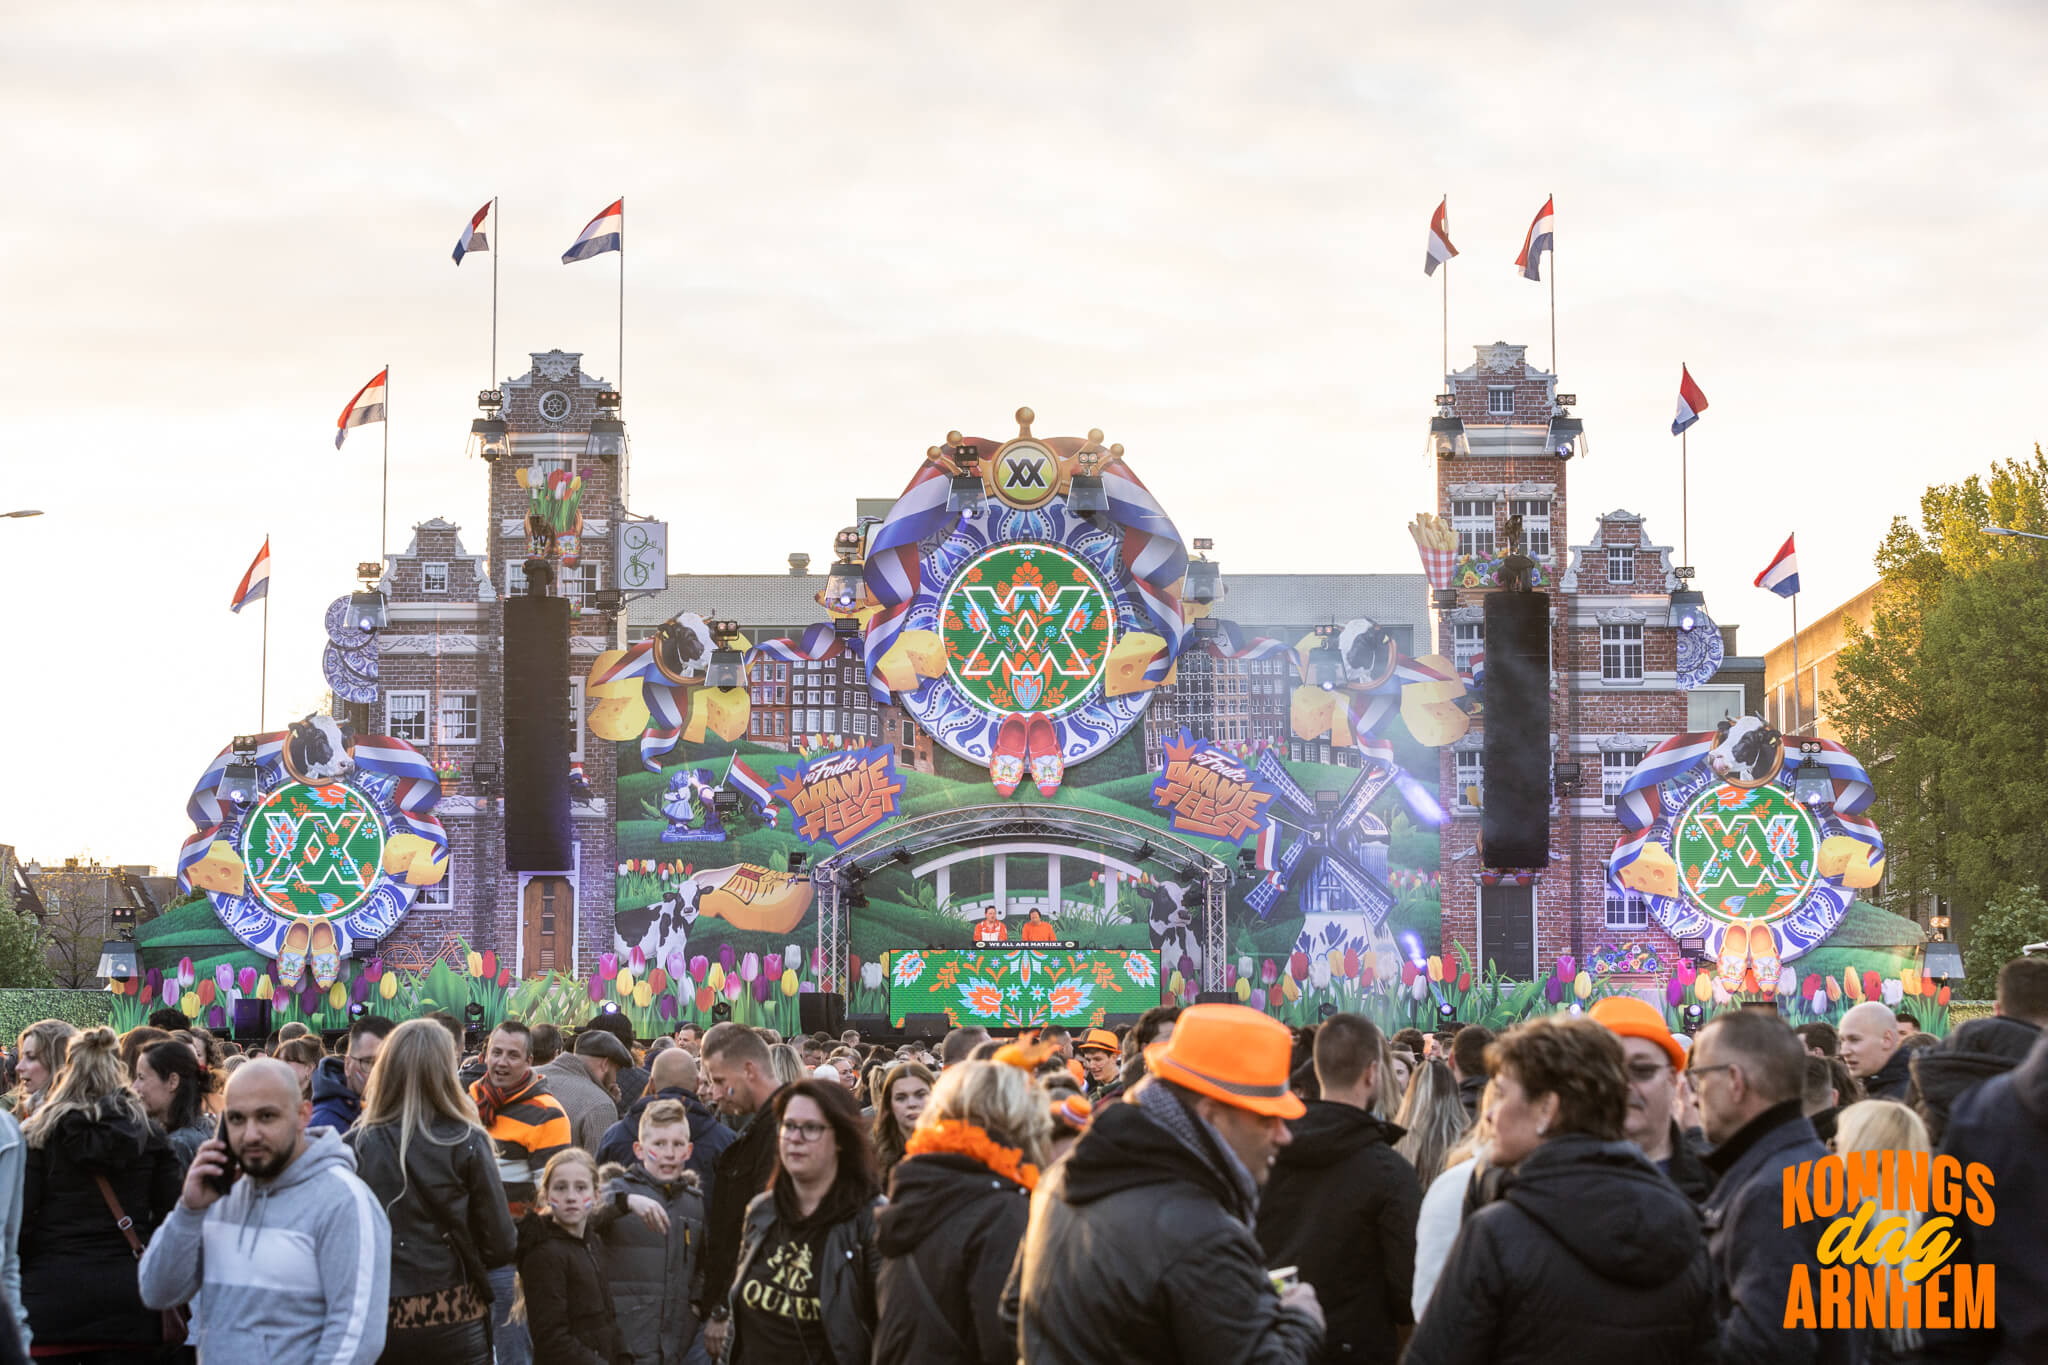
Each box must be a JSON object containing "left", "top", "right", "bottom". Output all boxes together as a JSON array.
[{"left": 137, "top": 1127, "right": 391, "bottom": 1365}]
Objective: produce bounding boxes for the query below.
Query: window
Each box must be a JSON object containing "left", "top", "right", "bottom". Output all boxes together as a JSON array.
[
  {"left": 751, "top": 713, "right": 761, "bottom": 737},
  {"left": 1487, "top": 386, "right": 1514, "bottom": 416},
  {"left": 806, "top": 709, "right": 821, "bottom": 732},
  {"left": 1508, "top": 499, "right": 1550, "bottom": 559},
  {"left": 1600, "top": 624, "right": 1644, "bottom": 682},
  {"left": 421, "top": 562, "right": 449, "bottom": 593},
  {"left": 440, "top": 692, "right": 481, "bottom": 743},
  {"left": 774, "top": 713, "right": 786, "bottom": 737},
  {"left": 387, "top": 691, "right": 429, "bottom": 744},
  {"left": 902, "top": 720, "right": 916, "bottom": 745},
  {"left": 1606, "top": 547, "right": 1635, "bottom": 585},
  {"left": 1602, "top": 749, "right": 1645, "bottom": 808},
  {"left": 824, "top": 691, "right": 837, "bottom": 706},
  {"left": 568, "top": 680, "right": 585, "bottom": 762},
  {"left": 824, "top": 709, "right": 838, "bottom": 733},
  {"left": 852, "top": 712, "right": 867, "bottom": 737},
  {"left": 1688, "top": 685, "right": 1745, "bottom": 731},
  {"left": 1455, "top": 751, "right": 1484, "bottom": 809},
  {"left": 1454, "top": 621, "right": 1485, "bottom": 672},
  {"left": 1604, "top": 891, "right": 1649, "bottom": 929},
  {"left": 1451, "top": 500, "right": 1496, "bottom": 558},
  {"left": 416, "top": 851, "right": 455, "bottom": 909},
  {"left": 560, "top": 562, "right": 601, "bottom": 611}
]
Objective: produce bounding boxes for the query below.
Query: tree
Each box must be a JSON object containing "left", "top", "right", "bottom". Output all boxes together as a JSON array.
[
  {"left": 1959, "top": 885, "right": 2048, "bottom": 998},
  {"left": 0, "top": 889, "right": 54, "bottom": 989},
  {"left": 1829, "top": 450, "right": 2048, "bottom": 945}
]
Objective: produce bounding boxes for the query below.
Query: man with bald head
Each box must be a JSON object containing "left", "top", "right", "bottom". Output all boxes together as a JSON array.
[
  {"left": 139, "top": 1060, "right": 391, "bottom": 1364},
  {"left": 597, "top": 1042, "right": 737, "bottom": 1195},
  {"left": 1837, "top": 1000, "right": 1912, "bottom": 1100}
]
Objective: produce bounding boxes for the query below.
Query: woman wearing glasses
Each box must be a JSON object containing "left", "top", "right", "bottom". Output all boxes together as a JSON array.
[{"left": 726, "top": 1078, "right": 882, "bottom": 1365}]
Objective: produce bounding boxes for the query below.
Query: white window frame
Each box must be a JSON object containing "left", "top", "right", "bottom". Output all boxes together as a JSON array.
[
  {"left": 1453, "top": 621, "right": 1485, "bottom": 672},
  {"left": 1451, "top": 500, "right": 1496, "bottom": 559},
  {"left": 1687, "top": 685, "right": 1746, "bottom": 732},
  {"left": 1455, "top": 750, "right": 1484, "bottom": 811},
  {"left": 421, "top": 561, "right": 449, "bottom": 594},
  {"left": 1602, "top": 749, "right": 1645, "bottom": 808},
  {"left": 415, "top": 849, "right": 455, "bottom": 909},
  {"left": 824, "top": 708, "right": 838, "bottom": 733},
  {"left": 560, "top": 561, "right": 601, "bottom": 612},
  {"left": 569, "top": 679, "right": 585, "bottom": 762},
  {"left": 1604, "top": 891, "right": 1649, "bottom": 930},
  {"left": 439, "top": 691, "right": 481, "bottom": 744},
  {"left": 1487, "top": 386, "right": 1514, "bottom": 416},
  {"left": 387, "top": 690, "right": 430, "bottom": 744},
  {"left": 1600, "top": 624, "right": 1645, "bottom": 683},
  {"left": 1606, "top": 546, "right": 1635, "bottom": 585},
  {"left": 1508, "top": 498, "right": 1550, "bottom": 560}
]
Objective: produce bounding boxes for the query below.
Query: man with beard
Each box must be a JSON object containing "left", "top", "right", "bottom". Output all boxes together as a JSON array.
[
  {"left": 139, "top": 1060, "right": 391, "bottom": 1364},
  {"left": 694, "top": 1021, "right": 785, "bottom": 1363},
  {"left": 469, "top": 1021, "right": 572, "bottom": 1365},
  {"left": 1589, "top": 996, "right": 1713, "bottom": 1202}
]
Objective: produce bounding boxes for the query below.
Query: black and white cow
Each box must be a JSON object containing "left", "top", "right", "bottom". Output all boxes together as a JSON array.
[
  {"left": 1709, "top": 715, "right": 1783, "bottom": 787},
  {"left": 615, "top": 880, "right": 702, "bottom": 966},
  {"left": 285, "top": 715, "right": 356, "bottom": 784},
  {"left": 1145, "top": 881, "right": 1202, "bottom": 981}
]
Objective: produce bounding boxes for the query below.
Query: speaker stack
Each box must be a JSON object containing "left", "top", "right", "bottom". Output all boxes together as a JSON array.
[
  {"left": 503, "top": 595, "right": 573, "bottom": 872},
  {"left": 1481, "top": 591, "right": 1552, "bottom": 869}
]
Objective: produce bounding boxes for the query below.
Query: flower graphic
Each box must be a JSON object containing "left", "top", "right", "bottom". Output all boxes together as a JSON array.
[
  {"left": 781, "top": 969, "right": 800, "bottom": 997},
  {"left": 785, "top": 944, "right": 804, "bottom": 972},
  {"left": 861, "top": 961, "right": 884, "bottom": 992},
  {"left": 893, "top": 952, "right": 927, "bottom": 987},
  {"left": 960, "top": 977, "right": 1003, "bottom": 1017},
  {"left": 1047, "top": 981, "right": 1094, "bottom": 1016},
  {"left": 1124, "top": 952, "right": 1157, "bottom": 989},
  {"left": 666, "top": 951, "right": 689, "bottom": 981},
  {"left": 599, "top": 953, "right": 619, "bottom": 982},
  {"left": 740, "top": 953, "right": 760, "bottom": 983},
  {"left": 1309, "top": 956, "right": 1331, "bottom": 990}
]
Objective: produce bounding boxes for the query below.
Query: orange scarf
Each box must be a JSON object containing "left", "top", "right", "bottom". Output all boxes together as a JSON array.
[{"left": 904, "top": 1119, "right": 1040, "bottom": 1191}]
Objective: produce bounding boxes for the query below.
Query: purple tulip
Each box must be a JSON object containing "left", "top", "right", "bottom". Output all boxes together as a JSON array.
[
  {"left": 665, "top": 951, "right": 688, "bottom": 981},
  {"left": 147, "top": 968, "right": 163, "bottom": 992},
  {"left": 752, "top": 976, "right": 772, "bottom": 1003},
  {"left": 215, "top": 963, "right": 234, "bottom": 992},
  {"left": 588, "top": 974, "right": 606, "bottom": 1002},
  {"left": 719, "top": 944, "right": 735, "bottom": 972},
  {"left": 351, "top": 975, "right": 371, "bottom": 1005},
  {"left": 1544, "top": 977, "right": 1562, "bottom": 1004},
  {"left": 207, "top": 1005, "right": 226, "bottom": 1029},
  {"left": 1179, "top": 954, "right": 1195, "bottom": 980},
  {"left": 656, "top": 994, "right": 678, "bottom": 1021},
  {"left": 799, "top": 981, "right": 815, "bottom": 993},
  {"left": 1557, "top": 955, "right": 1576, "bottom": 981},
  {"left": 238, "top": 967, "right": 257, "bottom": 994},
  {"left": 299, "top": 981, "right": 322, "bottom": 1013},
  {"left": 1666, "top": 976, "right": 1685, "bottom": 1007},
  {"left": 690, "top": 955, "right": 709, "bottom": 982},
  {"left": 368, "top": 957, "right": 385, "bottom": 980}
]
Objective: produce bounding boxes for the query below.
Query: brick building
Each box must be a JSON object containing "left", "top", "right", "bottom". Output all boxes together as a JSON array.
[
  {"left": 1431, "top": 341, "right": 1697, "bottom": 983},
  {"left": 362, "top": 351, "right": 623, "bottom": 977},
  {"left": 1762, "top": 581, "right": 1881, "bottom": 743}
]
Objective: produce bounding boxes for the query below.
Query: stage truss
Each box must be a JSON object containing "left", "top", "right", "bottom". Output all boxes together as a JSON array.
[{"left": 810, "top": 804, "right": 1232, "bottom": 995}]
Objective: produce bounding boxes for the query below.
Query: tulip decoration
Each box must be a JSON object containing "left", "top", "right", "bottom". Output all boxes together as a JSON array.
[
  {"left": 481, "top": 949, "right": 498, "bottom": 980},
  {"left": 1427, "top": 955, "right": 1444, "bottom": 984},
  {"left": 1694, "top": 972, "right": 1714, "bottom": 1003},
  {"left": 658, "top": 994, "right": 679, "bottom": 1021},
  {"left": 467, "top": 950, "right": 486, "bottom": 978},
  {"left": 178, "top": 958, "right": 195, "bottom": 988},
  {"left": 1289, "top": 951, "right": 1309, "bottom": 983},
  {"left": 1268, "top": 983, "right": 1285, "bottom": 1008},
  {"left": 630, "top": 946, "right": 647, "bottom": 975},
  {"left": 239, "top": 967, "right": 259, "bottom": 994},
  {"left": 1843, "top": 968, "right": 1862, "bottom": 1002},
  {"left": 633, "top": 981, "right": 654, "bottom": 1009},
  {"left": 1825, "top": 976, "right": 1841, "bottom": 1003},
  {"left": 329, "top": 982, "right": 348, "bottom": 1010},
  {"left": 215, "top": 963, "right": 235, "bottom": 994},
  {"left": 1235, "top": 978, "right": 1252, "bottom": 1003},
  {"left": 1401, "top": 960, "right": 1420, "bottom": 988},
  {"left": 696, "top": 986, "right": 715, "bottom": 1013},
  {"left": 1262, "top": 958, "right": 1279, "bottom": 985},
  {"left": 648, "top": 968, "right": 668, "bottom": 995},
  {"left": 1573, "top": 970, "right": 1592, "bottom": 1001},
  {"left": 197, "top": 979, "right": 217, "bottom": 1008},
  {"left": 1666, "top": 974, "right": 1687, "bottom": 1007},
  {"left": 1168, "top": 970, "right": 1184, "bottom": 998},
  {"left": 1281, "top": 974, "right": 1301, "bottom": 1003},
  {"left": 163, "top": 979, "right": 181, "bottom": 1008},
  {"left": 1862, "top": 970, "right": 1882, "bottom": 1002},
  {"left": 724, "top": 973, "right": 743, "bottom": 1001},
  {"left": 719, "top": 944, "right": 736, "bottom": 972},
  {"left": 781, "top": 969, "right": 799, "bottom": 997},
  {"left": 785, "top": 944, "right": 804, "bottom": 972},
  {"left": 380, "top": 973, "right": 398, "bottom": 1001},
  {"left": 587, "top": 975, "right": 607, "bottom": 1003},
  {"left": 1545, "top": 975, "right": 1563, "bottom": 1005},
  {"left": 616, "top": 970, "right": 636, "bottom": 1000},
  {"left": 690, "top": 955, "right": 709, "bottom": 983}
]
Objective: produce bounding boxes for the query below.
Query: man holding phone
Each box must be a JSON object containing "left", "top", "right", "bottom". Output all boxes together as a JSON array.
[{"left": 138, "top": 1059, "right": 392, "bottom": 1365}]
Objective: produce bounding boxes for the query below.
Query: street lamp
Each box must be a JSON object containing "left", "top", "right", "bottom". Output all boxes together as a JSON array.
[{"left": 1984, "top": 525, "right": 2048, "bottom": 543}]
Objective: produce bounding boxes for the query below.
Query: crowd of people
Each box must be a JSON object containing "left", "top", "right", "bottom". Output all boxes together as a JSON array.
[{"left": 0, "top": 954, "right": 2037, "bottom": 1363}]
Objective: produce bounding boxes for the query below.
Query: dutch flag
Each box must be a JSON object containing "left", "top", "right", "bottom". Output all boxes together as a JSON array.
[
  {"left": 1515, "top": 196, "right": 1554, "bottom": 282},
  {"left": 725, "top": 756, "right": 779, "bottom": 824},
  {"left": 335, "top": 368, "right": 387, "bottom": 450},
  {"left": 1424, "top": 197, "right": 1457, "bottom": 276},
  {"left": 562, "top": 198, "right": 624, "bottom": 264},
  {"left": 1672, "top": 365, "right": 1709, "bottom": 436},
  {"left": 452, "top": 199, "right": 492, "bottom": 265},
  {"left": 1253, "top": 817, "right": 1280, "bottom": 876},
  {"left": 1755, "top": 534, "right": 1800, "bottom": 598},
  {"left": 230, "top": 537, "right": 270, "bottom": 614}
]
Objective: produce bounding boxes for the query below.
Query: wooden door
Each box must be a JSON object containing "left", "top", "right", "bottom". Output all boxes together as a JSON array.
[{"left": 523, "top": 876, "right": 573, "bottom": 976}]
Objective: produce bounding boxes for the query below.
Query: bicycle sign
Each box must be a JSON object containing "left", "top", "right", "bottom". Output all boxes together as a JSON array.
[{"left": 616, "top": 520, "right": 668, "bottom": 590}]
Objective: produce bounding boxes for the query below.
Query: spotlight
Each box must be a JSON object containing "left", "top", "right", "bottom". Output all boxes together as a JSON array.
[
  {"left": 471, "top": 760, "right": 499, "bottom": 791},
  {"left": 465, "top": 1002, "right": 486, "bottom": 1022},
  {"left": 1316, "top": 1002, "right": 1338, "bottom": 1020},
  {"left": 1184, "top": 559, "right": 1221, "bottom": 605},
  {"left": 218, "top": 762, "right": 261, "bottom": 807},
  {"left": 711, "top": 1000, "right": 732, "bottom": 1021},
  {"left": 712, "top": 789, "right": 741, "bottom": 818},
  {"left": 705, "top": 650, "right": 744, "bottom": 690},
  {"left": 1684, "top": 1003, "right": 1704, "bottom": 1023},
  {"left": 1132, "top": 842, "right": 1153, "bottom": 865},
  {"left": 1237, "top": 848, "right": 1258, "bottom": 874},
  {"left": 946, "top": 442, "right": 985, "bottom": 513},
  {"left": 786, "top": 851, "right": 808, "bottom": 874},
  {"left": 1426, "top": 413, "right": 1470, "bottom": 460},
  {"left": 892, "top": 849, "right": 913, "bottom": 867},
  {"left": 1793, "top": 759, "right": 1833, "bottom": 807},
  {"left": 1667, "top": 587, "right": 1705, "bottom": 632},
  {"left": 585, "top": 416, "right": 627, "bottom": 463},
  {"left": 1309, "top": 644, "right": 1345, "bottom": 692},
  {"left": 600, "top": 1000, "right": 621, "bottom": 1016},
  {"left": 591, "top": 588, "right": 625, "bottom": 614},
  {"left": 1067, "top": 473, "right": 1107, "bottom": 513},
  {"left": 348, "top": 589, "right": 387, "bottom": 633},
  {"left": 1545, "top": 414, "right": 1585, "bottom": 461},
  {"left": 348, "top": 1001, "right": 367, "bottom": 1019},
  {"left": 1437, "top": 1000, "right": 1455, "bottom": 1019},
  {"left": 468, "top": 416, "right": 509, "bottom": 463},
  {"left": 823, "top": 526, "right": 866, "bottom": 612}
]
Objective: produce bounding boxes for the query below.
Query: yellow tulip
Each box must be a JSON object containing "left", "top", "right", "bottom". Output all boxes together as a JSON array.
[
  {"left": 1235, "top": 978, "right": 1252, "bottom": 1002},
  {"left": 467, "top": 951, "right": 485, "bottom": 978},
  {"left": 1901, "top": 967, "right": 1921, "bottom": 996},
  {"left": 1282, "top": 975, "right": 1301, "bottom": 1002},
  {"left": 708, "top": 963, "right": 726, "bottom": 992},
  {"left": 780, "top": 968, "right": 799, "bottom": 997},
  {"left": 1326, "top": 948, "right": 1345, "bottom": 976},
  {"left": 1168, "top": 970, "right": 1184, "bottom": 997},
  {"left": 1694, "top": 972, "right": 1714, "bottom": 1002},
  {"left": 330, "top": 982, "right": 348, "bottom": 1010},
  {"left": 616, "top": 970, "right": 636, "bottom": 1000},
  {"left": 633, "top": 981, "right": 654, "bottom": 1009},
  {"left": 255, "top": 975, "right": 275, "bottom": 1001},
  {"left": 379, "top": 973, "right": 397, "bottom": 1001},
  {"left": 1427, "top": 955, "right": 1444, "bottom": 983},
  {"left": 1573, "top": 970, "right": 1592, "bottom": 1001},
  {"left": 1360, "top": 951, "right": 1377, "bottom": 980},
  {"left": 182, "top": 991, "right": 202, "bottom": 1018},
  {"left": 1844, "top": 968, "right": 1862, "bottom": 1002}
]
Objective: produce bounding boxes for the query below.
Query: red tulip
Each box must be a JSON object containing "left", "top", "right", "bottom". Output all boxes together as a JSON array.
[
  {"left": 1937, "top": 985, "right": 1950, "bottom": 1006},
  {"left": 1401, "top": 961, "right": 1419, "bottom": 987},
  {"left": 1457, "top": 969, "right": 1471, "bottom": 992},
  {"left": 1267, "top": 983, "right": 1285, "bottom": 1008},
  {"left": 1344, "top": 948, "right": 1360, "bottom": 978},
  {"left": 696, "top": 986, "right": 715, "bottom": 1012},
  {"left": 498, "top": 969, "right": 513, "bottom": 987},
  {"left": 1862, "top": 970, "right": 1882, "bottom": 1001},
  {"left": 481, "top": 949, "right": 497, "bottom": 980}
]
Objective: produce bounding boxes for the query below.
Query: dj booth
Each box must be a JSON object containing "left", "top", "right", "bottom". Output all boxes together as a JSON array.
[{"left": 880, "top": 943, "right": 1162, "bottom": 1030}]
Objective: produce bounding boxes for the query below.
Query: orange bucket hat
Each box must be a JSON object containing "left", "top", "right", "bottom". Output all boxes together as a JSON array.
[
  {"left": 1144, "top": 1003, "right": 1305, "bottom": 1119},
  {"left": 1588, "top": 995, "right": 1686, "bottom": 1072}
]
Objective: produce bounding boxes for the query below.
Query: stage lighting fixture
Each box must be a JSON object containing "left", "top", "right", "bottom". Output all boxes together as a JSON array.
[
  {"left": 218, "top": 762, "right": 261, "bottom": 808},
  {"left": 349, "top": 590, "right": 387, "bottom": 632},
  {"left": 95, "top": 937, "right": 140, "bottom": 982},
  {"left": 891, "top": 849, "right": 913, "bottom": 867},
  {"left": 711, "top": 1001, "right": 732, "bottom": 1021},
  {"left": 465, "top": 1003, "right": 486, "bottom": 1022},
  {"left": 1667, "top": 587, "right": 1705, "bottom": 632},
  {"left": 471, "top": 760, "right": 499, "bottom": 791},
  {"left": 600, "top": 1000, "right": 621, "bottom": 1016},
  {"left": 1132, "top": 841, "right": 1153, "bottom": 864},
  {"left": 1309, "top": 644, "right": 1345, "bottom": 691},
  {"left": 1545, "top": 413, "right": 1585, "bottom": 460},
  {"left": 946, "top": 441, "right": 986, "bottom": 513},
  {"left": 1684, "top": 1003, "right": 1704, "bottom": 1024},
  {"left": 786, "top": 851, "right": 808, "bottom": 874},
  {"left": 585, "top": 416, "right": 627, "bottom": 463},
  {"left": 1067, "top": 473, "right": 1107, "bottom": 512},
  {"left": 712, "top": 789, "right": 741, "bottom": 818},
  {"left": 468, "top": 416, "right": 509, "bottom": 463},
  {"left": 705, "top": 650, "right": 744, "bottom": 690},
  {"left": 1237, "top": 848, "right": 1257, "bottom": 874},
  {"left": 1437, "top": 1000, "right": 1455, "bottom": 1019},
  {"left": 348, "top": 1001, "right": 367, "bottom": 1019},
  {"left": 1317, "top": 1002, "right": 1337, "bottom": 1020},
  {"left": 591, "top": 588, "right": 624, "bottom": 614},
  {"left": 1184, "top": 558, "right": 1221, "bottom": 605},
  {"left": 1793, "top": 759, "right": 1833, "bottom": 807},
  {"left": 849, "top": 892, "right": 869, "bottom": 909},
  {"left": 1427, "top": 414, "right": 1469, "bottom": 460}
]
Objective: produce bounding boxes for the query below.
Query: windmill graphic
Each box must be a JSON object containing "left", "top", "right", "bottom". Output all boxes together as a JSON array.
[{"left": 1244, "top": 751, "right": 1397, "bottom": 924}]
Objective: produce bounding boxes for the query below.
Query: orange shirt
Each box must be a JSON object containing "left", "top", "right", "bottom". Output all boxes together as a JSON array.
[
  {"left": 1019, "top": 920, "right": 1057, "bottom": 942},
  {"left": 973, "top": 918, "right": 1008, "bottom": 943}
]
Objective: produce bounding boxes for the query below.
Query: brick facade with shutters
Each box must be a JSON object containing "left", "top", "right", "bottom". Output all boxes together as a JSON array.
[
  {"left": 1433, "top": 342, "right": 1689, "bottom": 987},
  {"left": 363, "top": 351, "right": 621, "bottom": 978}
]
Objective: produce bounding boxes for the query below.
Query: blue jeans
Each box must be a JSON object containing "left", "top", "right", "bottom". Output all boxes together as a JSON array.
[{"left": 489, "top": 1263, "right": 530, "bottom": 1365}]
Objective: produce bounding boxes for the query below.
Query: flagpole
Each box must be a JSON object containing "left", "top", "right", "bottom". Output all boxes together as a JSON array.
[
  {"left": 1441, "top": 193, "right": 1448, "bottom": 384},
  {"left": 1789, "top": 594, "right": 1803, "bottom": 735},
  {"left": 617, "top": 196, "right": 625, "bottom": 399},
  {"left": 1548, "top": 191, "right": 1557, "bottom": 376},
  {"left": 1681, "top": 427, "right": 1689, "bottom": 565},
  {"left": 380, "top": 364, "right": 390, "bottom": 560},
  {"left": 491, "top": 196, "right": 499, "bottom": 390},
  {"left": 260, "top": 555, "right": 270, "bottom": 732}
]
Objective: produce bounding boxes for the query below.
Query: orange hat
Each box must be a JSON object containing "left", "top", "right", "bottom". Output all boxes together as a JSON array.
[
  {"left": 1589, "top": 995, "right": 1686, "bottom": 1072},
  {"left": 1075, "top": 1027, "right": 1119, "bottom": 1055},
  {"left": 1144, "top": 1003, "right": 1305, "bottom": 1119}
]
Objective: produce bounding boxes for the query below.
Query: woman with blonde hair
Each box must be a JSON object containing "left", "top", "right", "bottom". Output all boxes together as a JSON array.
[
  {"left": 1393, "top": 1058, "right": 1471, "bottom": 1188},
  {"left": 19, "top": 1026, "right": 182, "bottom": 1355},
  {"left": 11, "top": 1019, "right": 77, "bottom": 1119},
  {"left": 768, "top": 1041, "right": 807, "bottom": 1087},
  {"left": 875, "top": 1058, "right": 1048, "bottom": 1364},
  {"left": 345, "top": 1018, "right": 516, "bottom": 1365},
  {"left": 869, "top": 1060, "right": 934, "bottom": 1184},
  {"left": 1835, "top": 1099, "right": 1931, "bottom": 1364}
]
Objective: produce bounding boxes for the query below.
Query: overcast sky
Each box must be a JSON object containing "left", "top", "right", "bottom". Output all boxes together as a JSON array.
[{"left": 4, "top": 1, "right": 2045, "bottom": 868}]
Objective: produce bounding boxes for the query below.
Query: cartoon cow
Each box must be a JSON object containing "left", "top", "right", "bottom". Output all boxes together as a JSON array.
[
  {"left": 284, "top": 715, "right": 355, "bottom": 785},
  {"left": 614, "top": 880, "right": 702, "bottom": 966},
  {"left": 1145, "top": 881, "right": 1202, "bottom": 981},
  {"left": 1709, "top": 715, "right": 1783, "bottom": 787}
]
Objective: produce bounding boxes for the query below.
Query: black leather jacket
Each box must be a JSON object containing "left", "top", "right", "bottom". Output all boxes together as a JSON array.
[
  {"left": 728, "top": 1189, "right": 881, "bottom": 1365},
  {"left": 346, "top": 1117, "right": 517, "bottom": 1300}
]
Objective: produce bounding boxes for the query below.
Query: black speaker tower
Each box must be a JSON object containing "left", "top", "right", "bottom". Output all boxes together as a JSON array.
[
  {"left": 1481, "top": 591, "right": 1551, "bottom": 869},
  {"left": 503, "top": 594, "right": 573, "bottom": 872}
]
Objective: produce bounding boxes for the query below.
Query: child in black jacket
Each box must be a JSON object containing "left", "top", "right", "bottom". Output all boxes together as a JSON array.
[{"left": 516, "top": 1149, "right": 627, "bottom": 1365}]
